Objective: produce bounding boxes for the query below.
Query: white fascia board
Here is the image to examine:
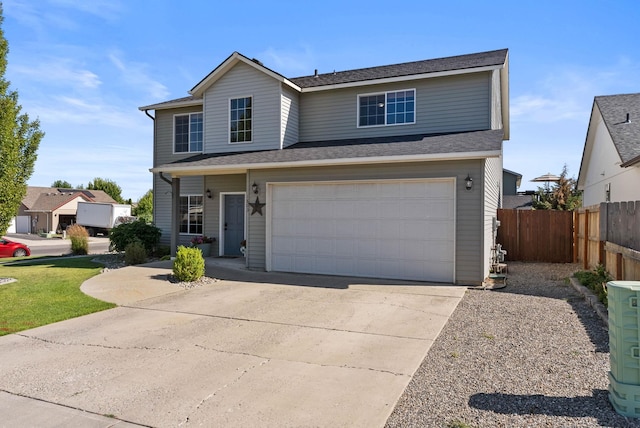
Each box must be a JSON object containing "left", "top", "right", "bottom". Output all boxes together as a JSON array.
[
  {"left": 138, "top": 98, "right": 203, "bottom": 111},
  {"left": 150, "top": 150, "right": 502, "bottom": 176},
  {"left": 300, "top": 65, "right": 503, "bottom": 93},
  {"left": 189, "top": 53, "right": 301, "bottom": 97},
  {"left": 500, "top": 52, "right": 510, "bottom": 140}
]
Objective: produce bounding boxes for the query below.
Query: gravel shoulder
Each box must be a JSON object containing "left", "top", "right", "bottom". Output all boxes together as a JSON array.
[{"left": 386, "top": 262, "right": 640, "bottom": 428}]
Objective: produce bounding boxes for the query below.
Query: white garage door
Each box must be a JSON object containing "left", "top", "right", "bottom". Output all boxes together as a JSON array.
[{"left": 268, "top": 179, "right": 455, "bottom": 282}]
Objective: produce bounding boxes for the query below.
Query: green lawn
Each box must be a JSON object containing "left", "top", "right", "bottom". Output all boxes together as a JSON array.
[{"left": 0, "top": 257, "right": 116, "bottom": 336}]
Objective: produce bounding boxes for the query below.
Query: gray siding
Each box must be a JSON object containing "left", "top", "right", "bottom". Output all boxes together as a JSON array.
[
  {"left": 247, "top": 159, "right": 486, "bottom": 284},
  {"left": 204, "top": 174, "right": 246, "bottom": 257},
  {"left": 299, "top": 72, "right": 491, "bottom": 142},
  {"left": 483, "top": 156, "right": 503, "bottom": 277},
  {"left": 154, "top": 106, "right": 204, "bottom": 167},
  {"left": 281, "top": 84, "right": 299, "bottom": 148},
  {"left": 154, "top": 175, "right": 203, "bottom": 247},
  {"left": 203, "top": 62, "right": 282, "bottom": 153}
]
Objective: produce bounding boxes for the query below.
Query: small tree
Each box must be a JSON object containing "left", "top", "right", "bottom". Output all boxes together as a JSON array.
[
  {"left": 87, "top": 177, "right": 125, "bottom": 204},
  {"left": 0, "top": 5, "right": 44, "bottom": 235},
  {"left": 51, "top": 180, "right": 72, "bottom": 188},
  {"left": 133, "top": 189, "right": 153, "bottom": 224},
  {"left": 532, "top": 165, "right": 581, "bottom": 211}
]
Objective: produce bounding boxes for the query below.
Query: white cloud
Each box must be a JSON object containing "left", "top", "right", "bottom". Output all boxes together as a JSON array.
[
  {"left": 48, "top": 0, "right": 124, "bottom": 21},
  {"left": 109, "top": 52, "right": 170, "bottom": 100},
  {"left": 260, "top": 46, "right": 316, "bottom": 76},
  {"left": 11, "top": 59, "right": 101, "bottom": 89}
]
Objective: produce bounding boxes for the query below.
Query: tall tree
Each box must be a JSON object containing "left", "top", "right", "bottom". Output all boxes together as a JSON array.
[
  {"left": 51, "top": 179, "right": 72, "bottom": 188},
  {"left": 532, "top": 164, "right": 582, "bottom": 211},
  {"left": 133, "top": 189, "right": 153, "bottom": 223},
  {"left": 87, "top": 177, "right": 124, "bottom": 203},
  {"left": 0, "top": 5, "right": 44, "bottom": 234}
]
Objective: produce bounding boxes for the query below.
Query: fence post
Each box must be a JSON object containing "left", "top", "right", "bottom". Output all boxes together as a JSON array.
[
  {"left": 583, "top": 209, "right": 589, "bottom": 270},
  {"left": 573, "top": 211, "right": 578, "bottom": 263}
]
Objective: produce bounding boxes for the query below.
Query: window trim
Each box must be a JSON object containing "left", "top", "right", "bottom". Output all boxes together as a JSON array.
[
  {"left": 178, "top": 194, "right": 204, "bottom": 235},
  {"left": 173, "top": 112, "right": 204, "bottom": 154},
  {"left": 356, "top": 88, "right": 416, "bottom": 128},
  {"left": 228, "top": 95, "right": 253, "bottom": 145}
]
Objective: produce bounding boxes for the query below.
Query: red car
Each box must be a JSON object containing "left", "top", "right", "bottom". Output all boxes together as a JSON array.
[{"left": 0, "top": 238, "right": 31, "bottom": 258}]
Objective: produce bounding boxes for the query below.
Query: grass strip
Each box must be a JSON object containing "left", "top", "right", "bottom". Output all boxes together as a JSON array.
[{"left": 0, "top": 257, "right": 116, "bottom": 336}]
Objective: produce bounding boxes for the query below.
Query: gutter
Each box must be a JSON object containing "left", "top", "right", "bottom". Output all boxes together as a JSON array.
[{"left": 149, "top": 150, "right": 502, "bottom": 176}]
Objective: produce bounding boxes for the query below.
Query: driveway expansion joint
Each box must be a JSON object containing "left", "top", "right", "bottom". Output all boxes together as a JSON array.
[
  {"left": 193, "top": 343, "right": 408, "bottom": 377},
  {"left": 123, "top": 305, "right": 429, "bottom": 341}
]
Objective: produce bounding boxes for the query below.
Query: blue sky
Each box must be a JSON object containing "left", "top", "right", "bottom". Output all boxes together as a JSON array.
[{"left": 2, "top": 0, "right": 639, "bottom": 201}]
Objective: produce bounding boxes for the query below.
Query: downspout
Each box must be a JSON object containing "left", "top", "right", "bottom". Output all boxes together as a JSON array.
[{"left": 143, "top": 108, "right": 180, "bottom": 256}]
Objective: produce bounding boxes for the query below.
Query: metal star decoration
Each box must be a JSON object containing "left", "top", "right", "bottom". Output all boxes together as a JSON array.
[{"left": 249, "top": 196, "right": 266, "bottom": 216}]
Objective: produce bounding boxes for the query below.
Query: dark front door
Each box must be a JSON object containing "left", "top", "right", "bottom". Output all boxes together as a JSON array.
[{"left": 224, "top": 194, "right": 244, "bottom": 256}]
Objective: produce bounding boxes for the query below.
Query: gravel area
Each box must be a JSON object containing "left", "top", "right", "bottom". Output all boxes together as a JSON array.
[{"left": 386, "top": 262, "right": 640, "bottom": 428}]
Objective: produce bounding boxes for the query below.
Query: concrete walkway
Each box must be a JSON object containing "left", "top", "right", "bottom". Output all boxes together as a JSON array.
[{"left": 0, "top": 258, "right": 466, "bottom": 427}]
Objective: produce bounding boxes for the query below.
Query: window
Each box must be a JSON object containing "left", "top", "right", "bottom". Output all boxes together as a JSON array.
[
  {"left": 174, "top": 113, "right": 203, "bottom": 153},
  {"left": 179, "top": 195, "right": 203, "bottom": 234},
  {"left": 230, "top": 97, "right": 252, "bottom": 143},
  {"left": 358, "top": 89, "right": 415, "bottom": 127}
]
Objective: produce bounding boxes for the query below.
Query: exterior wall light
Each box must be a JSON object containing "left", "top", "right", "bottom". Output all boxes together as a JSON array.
[
  {"left": 465, "top": 174, "right": 473, "bottom": 191},
  {"left": 205, "top": 189, "right": 212, "bottom": 199},
  {"left": 252, "top": 182, "right": 259, "bottom": 194}
]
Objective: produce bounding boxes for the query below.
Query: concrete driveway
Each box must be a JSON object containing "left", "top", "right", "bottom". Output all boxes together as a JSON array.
[{"left": 0, "top": 259, "right": 466, "bottom": 427}]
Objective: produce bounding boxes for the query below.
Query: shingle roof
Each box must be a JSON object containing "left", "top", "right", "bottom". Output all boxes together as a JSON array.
[
  {"left": 290, "top": 49, "right": 508, "bottom": 88},
  {"left": 154, "top": 130, "right": 503, "bottom": 172},
  {"left": 140, "top": 48, "right": 508, "bottom": 110},
  {"left": 595, "top": 93, "right": 640, "bottom": 166},
  {"left": 22, "top": 187, "right": 117, "bottom": 211}
]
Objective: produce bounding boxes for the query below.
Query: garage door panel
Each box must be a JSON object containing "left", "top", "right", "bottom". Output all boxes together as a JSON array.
[{"left": 270, "top": 179, "right": 455, "bottom": 282}]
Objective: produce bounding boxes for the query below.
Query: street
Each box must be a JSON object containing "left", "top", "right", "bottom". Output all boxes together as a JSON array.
[{"left": 4, "top": 234, "right": 111, "bottom": 258}]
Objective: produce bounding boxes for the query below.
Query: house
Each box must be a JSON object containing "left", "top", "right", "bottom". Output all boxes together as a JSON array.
[
  {"left": 139, "top": 48, "right": 510, "bottom": 285},
  {"left": 578, "top": 93, "right": 640, "bottom": 206},
  {"left": 11, "top": 187, "right": 117, "bottom": 234},
  {"left": 501, "top": 169, "right": 533, "bottom": 210}
]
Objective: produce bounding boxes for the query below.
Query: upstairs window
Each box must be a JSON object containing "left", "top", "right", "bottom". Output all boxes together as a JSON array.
[
  {"left": 230, "top": 96, "right": 252, "bottom": 143},
  {"left": 179, "top": 195, "right": 203, "bottom": 234},
  {"left": 358, "top": 89, "right": 415, "bottom": 127},
  {"left": 174, "top": 113, "right": 203, "bottom": 153}
]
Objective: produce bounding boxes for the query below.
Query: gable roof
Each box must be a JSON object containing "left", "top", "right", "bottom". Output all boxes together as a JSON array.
[
  {"left": 150, "top": 129, "right": 503, "bottom": 175},
  {"left": 26, "top": 192, "right": 90, "bottom": 213},
  {"left": 22, "top": 187, "right": 118, "bottom": 211},
  {"left": 595, "top": 93, "right": 640, "bottom": 167},
  {"left": 140, "top": 48, "right": 509, "bottom": 120},
  {"left": 189, "top": 52, "right": 301, "bottom": 98}
]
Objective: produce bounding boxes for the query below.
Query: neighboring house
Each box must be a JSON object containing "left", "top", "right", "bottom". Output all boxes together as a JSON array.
[
  {"left": 140, "top": 48, "right": 510, "bottom": 285},
  {"left": 578, "top": 93, "right": 640, "bottom": 206},
  {"left": 502, "top": 169, "right": 521, "bottom": 195},
  {"left": 14, "top": 187, "right": 117, "bottom": 234},
  {"left": 501, "top": 169, "right": 533, "bottom": 209}
]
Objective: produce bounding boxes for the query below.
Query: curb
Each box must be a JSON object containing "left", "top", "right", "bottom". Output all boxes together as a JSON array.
[{"left": 569, "top": 277, "right": 609, "bottom": 328}]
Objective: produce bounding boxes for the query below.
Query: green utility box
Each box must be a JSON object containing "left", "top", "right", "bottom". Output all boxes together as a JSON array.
[{"left": 608, "top": 281, "right": 640, "bottom": 418}]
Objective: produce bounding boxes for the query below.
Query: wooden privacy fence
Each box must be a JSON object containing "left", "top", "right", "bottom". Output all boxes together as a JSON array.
[
  {"left": 497, "top": 209, "right": 574, "bottom": 263},
  {"left": 576, "top": 202, "right": 640, "bottom": 280}
]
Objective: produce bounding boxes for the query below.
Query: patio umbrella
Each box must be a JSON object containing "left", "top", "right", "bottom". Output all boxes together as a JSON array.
[{"left": 531, "top": 173, "right": 561, "bottom": 183}]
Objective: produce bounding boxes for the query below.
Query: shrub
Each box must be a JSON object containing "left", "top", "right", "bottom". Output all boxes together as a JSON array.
[
  {"left": 109, "top": 220, "right": 161, "bottom": 253},
  {"left": 66, "top": 224, "right": 89, "bottom": 255},
  {"left": 574, "top": 264, "right": 611, "bottom": 307},
  {"left": 124, "top": 241, "right": 147, "bottom": 265},
  {"left": 173, "top": 246, "right": 205, "bottom": 282}
]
